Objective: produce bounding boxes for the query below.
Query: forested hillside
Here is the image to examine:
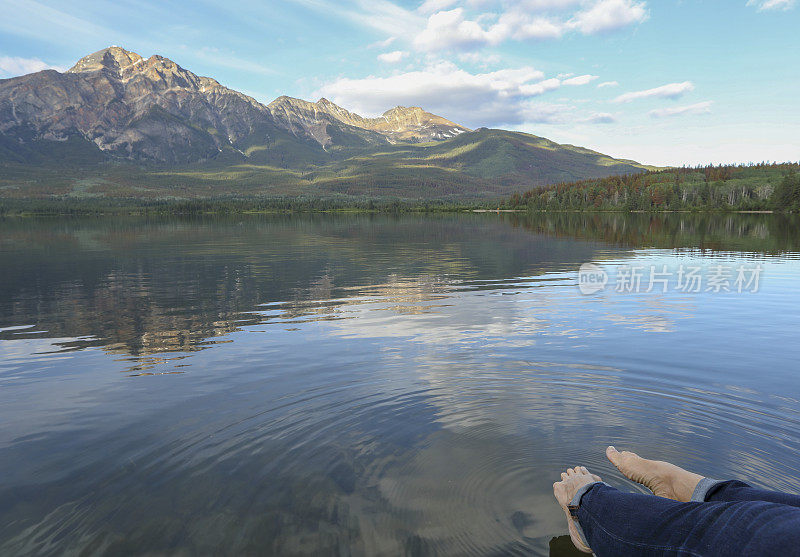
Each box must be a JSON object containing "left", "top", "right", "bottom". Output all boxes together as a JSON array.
[{"left": 504, "top": 163, "right": 800, "bottom": 212}]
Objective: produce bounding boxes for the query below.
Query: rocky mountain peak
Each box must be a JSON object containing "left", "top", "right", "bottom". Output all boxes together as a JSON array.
[
  {"left": 384, "top": 106, "right": 422, "bottom": 115},
  {"left": 67, "top": 47, "right": 203, "bottom": 87},
  {"left": 376, "top": 106, "right": 469, "bottom": 140},
  {"left": 265, "top": 95, "right": 470, "bottom": 145},
  {"left": 383, "top": 105, "right": 456, "bottom": 125},
  {"left": 146, "top": 54, "right": 181, "bottom": 72},
  {"left": 3, "top": 45, "right": 272, "bottom": 164},
  {"left": 67, "top": 46, "right": 144, "bottom": 76},
  {"left": 2, "top": 45, "right": 471, "bottom": 162},
  {"left": 269, "top": 96, "right": 314, "bottom": 110}
]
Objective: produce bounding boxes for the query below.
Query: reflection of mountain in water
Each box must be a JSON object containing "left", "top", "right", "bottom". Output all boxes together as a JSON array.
[
  {"left": 1, "top": 213, "right": 794, "bottom": 367},
  {"left": 0, "top": 216, "right": 614, "bottom": 364}
]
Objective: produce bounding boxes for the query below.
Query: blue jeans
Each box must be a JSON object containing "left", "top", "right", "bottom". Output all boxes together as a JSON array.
[{"left": 571, "top": 479, "right": 800, "bottom": 556}]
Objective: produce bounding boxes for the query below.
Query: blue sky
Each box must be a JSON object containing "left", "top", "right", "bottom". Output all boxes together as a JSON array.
[{"left": 0, "top": 0, "right": 797, "bottom": 166}]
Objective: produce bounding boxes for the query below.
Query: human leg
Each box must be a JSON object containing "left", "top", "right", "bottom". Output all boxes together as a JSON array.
[{"left": 553, "top": 465, "right": 800, "bottom": 556}]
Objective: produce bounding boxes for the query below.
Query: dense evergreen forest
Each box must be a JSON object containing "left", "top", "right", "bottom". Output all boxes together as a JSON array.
[{"left": 504, "top": 163, "right": 800, "bottom": 212}]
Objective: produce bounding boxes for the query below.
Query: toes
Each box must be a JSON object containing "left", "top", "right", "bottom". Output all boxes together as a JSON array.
[
  {"left": 606, "top": 445, "right": 622, "bottom": 467},
  {"left": 563, "top": 466, "right": 596, "bottom": 480},
  {"left": 607, "top": 446, "right": 639, "bottom": 469}
]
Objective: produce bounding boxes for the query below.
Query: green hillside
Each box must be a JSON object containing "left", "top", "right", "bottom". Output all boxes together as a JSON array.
[{"left": 0, "top": 129, "right": 651, "bottom": 202}]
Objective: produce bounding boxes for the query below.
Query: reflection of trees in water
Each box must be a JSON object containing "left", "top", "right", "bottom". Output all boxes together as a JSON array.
[{"left": 506, "top": 212, "right": 800, "bottom": 254}]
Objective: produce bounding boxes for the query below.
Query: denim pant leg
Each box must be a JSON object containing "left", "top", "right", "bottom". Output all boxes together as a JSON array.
[
  {"left": 692, "top": 478, "right": 800, "bottom": 508},
  {"left": 575, "top": 482, "right": 800, "bottom": 556}
]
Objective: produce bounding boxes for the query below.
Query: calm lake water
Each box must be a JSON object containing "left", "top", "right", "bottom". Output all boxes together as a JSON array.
[{"left": 1, "top": 213, "right": 799, "bottom": 556}]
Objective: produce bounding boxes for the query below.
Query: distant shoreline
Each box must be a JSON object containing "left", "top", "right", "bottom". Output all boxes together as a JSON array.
[{"left": 0, "top": 200, "right": 787, "bottom": 217}]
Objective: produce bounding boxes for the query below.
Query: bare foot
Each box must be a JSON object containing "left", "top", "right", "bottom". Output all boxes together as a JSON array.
[
  {"left": 606, "top": 446, "right": 704, "bottom": 502},
  {"left": 553, "top": 466, "right": 602, "bottom": 554}
]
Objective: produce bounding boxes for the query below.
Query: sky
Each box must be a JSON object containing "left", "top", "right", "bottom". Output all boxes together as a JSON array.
[{"left": 0, "top": 0, "right": 797, "bottom": 166}]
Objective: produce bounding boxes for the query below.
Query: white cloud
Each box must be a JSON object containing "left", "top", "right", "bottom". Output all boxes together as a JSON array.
[
  {"left": 502, "top": 12, "right": 565, "bottom": 39},
  {"left": 292, "top": 0, "right": 646, "bottom": 54},
  {"left": 315, "top": 61, "right": 570, "bottom": 127},
  {"left": 613, "top": 81, "right": 694, "bottom": 103},
  {"left": 597, "top": 80, "right": 619, "bottom": 88},
  {"left": 581, "top": 112, "right": 617, "bottom": 124},
  {"left": 369, "top": 36, "right": 397, "bottom": 48},
  {"left": 418, "top": 0, "right": 458, "bottom": 13},
  {"left": 562, "top": 74, "right": 598, "bottom": 86},
  {"left": 746, "top": 0, "right": 795, "bottom": 10},
  {"left": 649, "top": 101, "right": 713, "bottom": 118},
  {"left": 377, "top": 50, "right": 408, "bottom": 63},
  {"left": 515, "top": 0, "right": 582, "bottom": 9},
  {"left": 519, "top": 77, "right": 561, "bottom": 95},
  {"left": 413, "top": 8, "right": 507, "bottom": 51},
  {"left": 412, "top": 0, "right": 647, "bottom": 51},
  {"left": 458, "top": 51, "right": 502, "bottom": 66},
  {"left": 0, "top": 55, "right": 63, "bottom": 77},
  {"left": 287, "top": 0, "right": 423, "bottom": 36},
  {"left": 567, "top": 0, "right": 648, "bottom": 34}
]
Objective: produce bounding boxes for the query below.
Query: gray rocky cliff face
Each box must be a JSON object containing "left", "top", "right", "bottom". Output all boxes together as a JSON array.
[
  {"left": 1, "top": 47, "right": 276, "bottom": 163},
  {"left": 0, "top": 46, "right": 472, "bottom": 163}
]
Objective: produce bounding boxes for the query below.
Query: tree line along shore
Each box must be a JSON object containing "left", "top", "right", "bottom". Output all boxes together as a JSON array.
[
  {"left": 503, "top": 163, "right": 800, "bottom": 213},
  {"left": 0, "top": 163, "right": 797, "bottom": 216}
]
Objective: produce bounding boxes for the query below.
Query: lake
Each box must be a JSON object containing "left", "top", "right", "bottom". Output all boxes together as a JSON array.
[{"left": 1, "top": 213, "right": 799, "bottom": 556}]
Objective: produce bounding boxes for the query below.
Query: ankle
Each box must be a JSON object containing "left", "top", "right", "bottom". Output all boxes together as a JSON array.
[{"left": 662, "top": 463, "right": 703, "bottom": 501}]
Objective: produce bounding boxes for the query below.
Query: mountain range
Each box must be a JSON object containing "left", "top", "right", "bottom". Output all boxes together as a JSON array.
[{"left": 0, "top": 46, "right": 651, "bottom": 200}]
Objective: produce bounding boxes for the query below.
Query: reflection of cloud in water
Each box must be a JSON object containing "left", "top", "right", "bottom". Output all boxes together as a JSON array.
[
  {"left": 602, "top": 313, "right": 677, "bottom": 333},
  {"left": 272, "top": 271, "right": 697, "bottom": 346},
  {"left": 411, "top": 359, "right": 629, "bottom": 437},
  {"left": 0, "top": 336, "right": 74, "bottom": 364},
  {"left": 355, "top": 427, "right": 565, "bottom": 555},
  {"left": 271, "top": 275, "right": 577, "bottom": 348}
]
